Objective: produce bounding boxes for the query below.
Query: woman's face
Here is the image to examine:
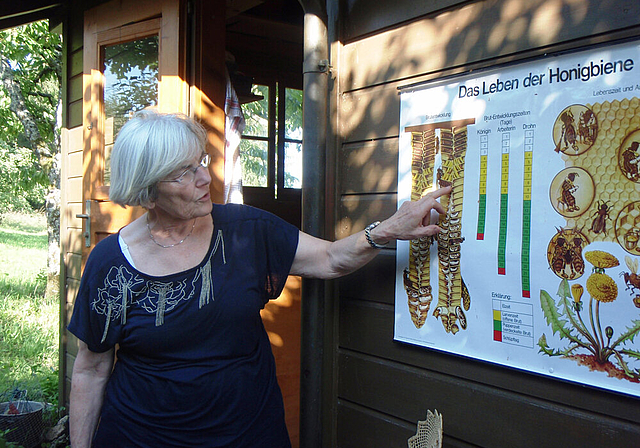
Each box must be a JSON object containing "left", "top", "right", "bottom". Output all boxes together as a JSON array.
[{"left": 151, "top": 152, "right": 213, "bottom": 221}]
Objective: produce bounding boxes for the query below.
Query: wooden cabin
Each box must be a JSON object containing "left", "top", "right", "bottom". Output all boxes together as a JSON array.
[{"left": 2, "top": 0, "right": 639, "bottom": 446}]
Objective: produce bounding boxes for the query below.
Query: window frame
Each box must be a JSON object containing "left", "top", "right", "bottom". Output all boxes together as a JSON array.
[{"left": 240, "top": 80, "right": 303, "bottom": 227}]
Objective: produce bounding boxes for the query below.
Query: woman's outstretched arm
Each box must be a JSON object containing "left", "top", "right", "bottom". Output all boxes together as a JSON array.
[{"left": 291, "top": 186, "right": 451, "bottom": 279}]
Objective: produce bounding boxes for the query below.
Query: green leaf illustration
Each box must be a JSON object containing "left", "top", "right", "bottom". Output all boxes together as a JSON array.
[
  {"left": 620, "top": 349, "right": 640, "bottom": 361},
  {"left": 610, "top": 319, "right": 640, "bottom": 349},
  {"left": 540, "top": 289, "right": 572, "bottom": 339},
  {"left": 556, "top": 278, "right": 571, "bottom": 300},
  {"left": 537, "top": 334, "right": 573, "bottom": 356}
]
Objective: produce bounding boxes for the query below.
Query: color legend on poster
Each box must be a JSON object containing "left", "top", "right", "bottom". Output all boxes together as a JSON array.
[{"left": 492, "top": 299, "right": 534, "bottom": 348}]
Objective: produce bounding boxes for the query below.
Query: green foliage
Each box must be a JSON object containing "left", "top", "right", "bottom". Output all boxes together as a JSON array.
[
  {"left": 0, "top": 212, "right": 58, "bottom": 409},
  {"left": 0, "top": 21, "right": 61, "bottom": 212},
  {"left": 0, "top": 21, "right": 61, "bottom": 149},
  {"left": 0, "top": 144, "right": 48, "bottom": 212},
  {"left": 103, "top": 36, "right": 159, "bottom": 136}
]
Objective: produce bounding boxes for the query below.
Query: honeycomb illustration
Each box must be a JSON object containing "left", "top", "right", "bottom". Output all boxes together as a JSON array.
[
  {"left": 615, "top": 201, "right": 640, "bottom": 256},
  {"left": 560, "top": 97, "right": 640, "bottom": 248}
]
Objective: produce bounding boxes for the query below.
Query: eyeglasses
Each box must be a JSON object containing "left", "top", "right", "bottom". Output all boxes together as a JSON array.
[{"left": 159, "top": 154, "right": 211, "bottom": 184}]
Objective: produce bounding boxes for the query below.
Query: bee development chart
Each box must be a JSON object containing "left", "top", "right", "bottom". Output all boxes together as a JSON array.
[{"left": 395, "top": 40, "right": 640, "bottom": 398}]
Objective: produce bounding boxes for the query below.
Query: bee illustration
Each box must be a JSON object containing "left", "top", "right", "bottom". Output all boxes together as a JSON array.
[
  {"left": 558, "top": 172, "right": 580, "bottom": 212},
  {"left": 589, "top": 200, "right": 611, "bottom": 234},
  {"left": 578, "top": 109, "right": 597, "bottom": 145},
  {"left": 547, "top": 227, "right": 588, "bottom": 280},
  {"left": 551, "top": 236, "right": 568, "bottom": 275},
  {"left": 555, "top": 109, "right": 578, "bottom": 153},
  {"left": 569, "top": 237, "right": 585, "bottom": 278},
  {"left": 622, "top": 256, "right": 640, "bottom": 295}
]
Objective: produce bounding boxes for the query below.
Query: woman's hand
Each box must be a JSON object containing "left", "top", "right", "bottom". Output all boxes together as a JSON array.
[
  {"left": 368, "top": 186, "right": 451, "bottom": 245},
  {"left": 290, "top": 186, "right": 451, "bottom": 279}
]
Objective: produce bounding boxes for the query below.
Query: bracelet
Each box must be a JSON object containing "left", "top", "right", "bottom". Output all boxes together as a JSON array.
[{"left": 365, "top": 221, "right": 388, "bottom": 249}]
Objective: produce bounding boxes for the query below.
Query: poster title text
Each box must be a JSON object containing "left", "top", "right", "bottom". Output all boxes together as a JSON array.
[{"left": 458, "top": 58, "right": 634, "bottom": 98}]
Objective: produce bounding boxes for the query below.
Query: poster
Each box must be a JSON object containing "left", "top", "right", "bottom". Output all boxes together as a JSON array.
[{"left": 395, "top": 39, "right": 640, "bottom": 397}]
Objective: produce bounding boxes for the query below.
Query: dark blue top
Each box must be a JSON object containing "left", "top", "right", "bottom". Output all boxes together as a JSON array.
[{"left": 68, "top": 204, "right": 299, "bottom": 448}]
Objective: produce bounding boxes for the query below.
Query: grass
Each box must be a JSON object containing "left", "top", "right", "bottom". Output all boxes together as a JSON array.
[{"left": 0, "top": 211, "right": 59, "bottom": 409}]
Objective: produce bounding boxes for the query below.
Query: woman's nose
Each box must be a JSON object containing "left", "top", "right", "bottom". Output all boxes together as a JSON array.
[{"left": 195, "top": 164, "right": 212, "bottom": 186}]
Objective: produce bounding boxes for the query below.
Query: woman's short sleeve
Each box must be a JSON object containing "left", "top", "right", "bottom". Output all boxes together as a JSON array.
[
  {"left": 260, "top": 212, "right": 299, "bottom": 299},
  {"left": 67, "top": 236, "right": 123, "bottom": 352}
]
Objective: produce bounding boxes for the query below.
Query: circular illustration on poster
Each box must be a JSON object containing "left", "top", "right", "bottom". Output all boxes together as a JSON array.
[
  {"left": 546, "top": 227, "right": 590, "bottom": 280},
  {"left": 617, "top": 129, "right": 640, "bottom": 183},
  {"left": 549, "top": 167, "right": 595, "bottom": 218},
  {"left": 552, "top": 104, "right": 598, "bottom": 156},
  {"left": 615, "top": 201, "right": 640, "bottom": 256}
]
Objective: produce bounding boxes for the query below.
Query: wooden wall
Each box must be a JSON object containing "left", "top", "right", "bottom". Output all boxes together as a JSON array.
[
  {"left": 329, "top": 0, "right": 640, "bottom": 446},
  {"left": 59, "top": 0, "right": 87, "bottom": 406}
]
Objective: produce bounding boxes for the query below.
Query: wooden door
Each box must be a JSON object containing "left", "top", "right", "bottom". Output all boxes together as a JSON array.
[{"left": 81, "top": 0, "right": 186, "bottom": 257}]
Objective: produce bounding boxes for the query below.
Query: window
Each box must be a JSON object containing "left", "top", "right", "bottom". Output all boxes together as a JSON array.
[
  {"left": 102, "top": 35, "right": 159, "bottom": 185},
  {"left": 240, "top": 83, "right": 303, "bottom": 195}
]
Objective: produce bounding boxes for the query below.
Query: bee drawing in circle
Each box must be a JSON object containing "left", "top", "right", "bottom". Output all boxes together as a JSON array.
[
  {"left": 620, "top": 141, "right": 640, "bottom": 182},
  {"left": 577, "top": 108, "right": 597, "bottom": 146},
  {"left": 558, "top": 172, "right": 580, "bottom": 213},
  {"left": 547, "top": 227, "right": 589, "bottom": 280},
  {"left": 589, "top": 200, "right": 612, "bottom": 235},
  {"left": 555, "top": 109, "right": 578, "bottom": 153}
]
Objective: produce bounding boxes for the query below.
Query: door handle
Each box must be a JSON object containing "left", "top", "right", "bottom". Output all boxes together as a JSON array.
[{"left": 75, "top": 200, "right": 91, "bottom": 247}]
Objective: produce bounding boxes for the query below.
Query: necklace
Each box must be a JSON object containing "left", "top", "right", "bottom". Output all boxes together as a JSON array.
[{"left": 146, "top": 215, "right": 197, "bottom": 248}]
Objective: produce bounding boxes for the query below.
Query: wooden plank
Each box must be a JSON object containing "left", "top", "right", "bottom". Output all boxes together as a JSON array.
[
  {"left": 338, "top": 299, "right": 640, "bottom": 424},
  {"left": 68, "top": 100, "right": 83, "bottom": 129},
  {"left": 337, "top": 193, "right": 397, "bottom": 240},
  {"left": 68, "top": 5, "right": 84, "bottom": 53},
  {"left": 342, "top": 0, "right": 463, "bottom": 43},
  {"left": 339, "top": 82, "right": 401, "bottom": 142},
  {"left": 66, "top": 252, "right": 82, "bottom": 281},
  {"left": 66, "top": 278, "right": 80, "bottom": 305},
  {"left": 67, "top": 176, "right": 83, "bottom": 202},
  {"left": 339, "top": 138, "right": 398, "bottom": 195},
  {"left": 66, "top": 125, "right": 84, "bottom": 153},
  {"left": 69, "top": 48, "right": 83, "bottom": 78},
  {"left": 68, "top": 151, "right": 83, "bottom": 177},
  {"left": 66, "top": 227, "right": 84, "bottom": 255},
  {"left": 339, "top": 0, "right": 640, "bottom": 92},
  {"left": 65, "top": 203, "right": 83, "bottom": 229},
  {"left": 336, "top": 400, "right": 416, "bottom": 448},
  {"left": 337, "top": 400, "right": 476, "bottom": 448},
  {"left": 337, "top": 352, "right": 640, "bottom": 447},
  {"left": 337, "top": 252, "right": 396, "bottom": 304},
  {"left": 68, "top": 74, "right": 83, "bottom": 103}
]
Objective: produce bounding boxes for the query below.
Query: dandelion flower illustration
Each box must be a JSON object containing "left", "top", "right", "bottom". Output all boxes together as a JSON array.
[
  {"left": 586, "top": 273, "right": 617, "bottom": 302},
  {"left": 584, "top": 251, "right": 619, "bottom": 269},
  {"left": 571, "top": 283, "right": 584, "bottom": 303}
]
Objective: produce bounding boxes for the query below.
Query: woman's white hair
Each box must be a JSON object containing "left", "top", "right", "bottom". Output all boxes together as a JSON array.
[{"left": 109, "top": 110, "right": 208, "bottom": 207}]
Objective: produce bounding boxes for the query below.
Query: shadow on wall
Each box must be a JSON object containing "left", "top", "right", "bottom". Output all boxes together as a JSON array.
[{"left": 335, "top": 0, "right": 639, "bottom": 233}]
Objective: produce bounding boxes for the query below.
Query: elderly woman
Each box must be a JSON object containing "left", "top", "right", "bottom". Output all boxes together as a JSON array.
[{"left": 68, "top": 111, "right": 450, "bottom": 448}]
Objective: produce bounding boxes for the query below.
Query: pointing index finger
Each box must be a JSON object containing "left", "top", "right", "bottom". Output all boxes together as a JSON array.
[{"left": 426, "top": 185, "right": 452, "bottom": 200}]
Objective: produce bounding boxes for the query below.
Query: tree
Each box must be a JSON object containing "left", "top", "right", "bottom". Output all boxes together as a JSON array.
[{"left": 0, "top": 21, "right": 62, "bottom": 297}]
